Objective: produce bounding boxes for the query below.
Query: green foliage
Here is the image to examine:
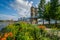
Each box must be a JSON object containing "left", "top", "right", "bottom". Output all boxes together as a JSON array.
[
  {"left": 50, "top": 0, "right": 59, "bottom": 19},
  {"left": 0, "top": 22, "right": 42, "bottom": 40},
  {"left": 1, "top": 21, "right": 60, "bottom": 40},
  {"left": 44, "top": 2, "right": 51, "bottom": 21},
  {"left": 57, "top": 6, "right": 60, "bottom": 20},
  {"left": 38, "top": 0, "right": 45, "bottom": 18}
]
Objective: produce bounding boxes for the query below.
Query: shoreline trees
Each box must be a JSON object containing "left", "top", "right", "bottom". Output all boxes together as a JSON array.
[{"left": 38, "top": 0, "right": 60, "bottom": 27}]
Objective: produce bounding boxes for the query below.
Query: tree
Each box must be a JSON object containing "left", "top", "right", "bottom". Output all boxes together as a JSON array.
[
  {"left": 58, "top": 6, "right": 60, "bottom": 20},
  {"left": 38, "top": 0, "right": 45, "bottom": 25},
  {"left": 57, "top": 6, "right": 60, "bottom": 24},
  {"left": 44, "top": 0, "right": 59, "bottom": 26},
  {"left": 44, "top": 2, "right": 51, "bottom": 25},
  {"left": 50, "top": 0, "right": 59, "bottom": 27}
]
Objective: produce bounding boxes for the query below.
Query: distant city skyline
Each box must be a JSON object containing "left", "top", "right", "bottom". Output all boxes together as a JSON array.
[{"left": 0, "top": 0, "right": 50, "bottom": 21}]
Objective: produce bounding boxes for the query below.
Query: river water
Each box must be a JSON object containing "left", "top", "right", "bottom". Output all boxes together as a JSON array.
[{"left": 0, "top": 22, "right": 10, "bottom": 30}]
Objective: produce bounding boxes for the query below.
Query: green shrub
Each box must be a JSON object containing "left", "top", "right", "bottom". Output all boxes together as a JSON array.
[{"left": 1, "top": 21, "right": 59, "bottom": 40}]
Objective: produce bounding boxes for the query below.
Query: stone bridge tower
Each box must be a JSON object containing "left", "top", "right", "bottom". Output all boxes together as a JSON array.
[{"left": 30, "top": 6, "right": 38, "bottom": 24}]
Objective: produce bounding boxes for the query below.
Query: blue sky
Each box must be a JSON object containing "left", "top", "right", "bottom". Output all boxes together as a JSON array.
[{"left": 0, "top": 0, "right": 49, "bottom": 21}]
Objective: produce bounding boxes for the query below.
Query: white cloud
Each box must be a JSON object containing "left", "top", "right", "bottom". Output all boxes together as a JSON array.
[
  {"left": 46, "top": 0, "right": 50, "bottom": 3},
  {"left": 10, "top": 0, "right": 33, "bottom": 18},
  {"left": 0, "top": 14, "right": 18, "bottom": 21}
]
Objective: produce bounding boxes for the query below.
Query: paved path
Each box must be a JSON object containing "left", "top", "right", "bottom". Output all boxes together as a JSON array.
[{"left": 45, "top": 28, "right": 60, "bottom": 37}]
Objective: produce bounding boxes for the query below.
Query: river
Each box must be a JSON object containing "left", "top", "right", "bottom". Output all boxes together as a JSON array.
[{"left": 0, "top": 22, "right": 10, "bottom": 30}]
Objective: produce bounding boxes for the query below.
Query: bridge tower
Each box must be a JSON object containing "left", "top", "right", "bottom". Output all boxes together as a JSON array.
[{"left": 30, "top": 6, "right": 38, "bottom": 24}]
